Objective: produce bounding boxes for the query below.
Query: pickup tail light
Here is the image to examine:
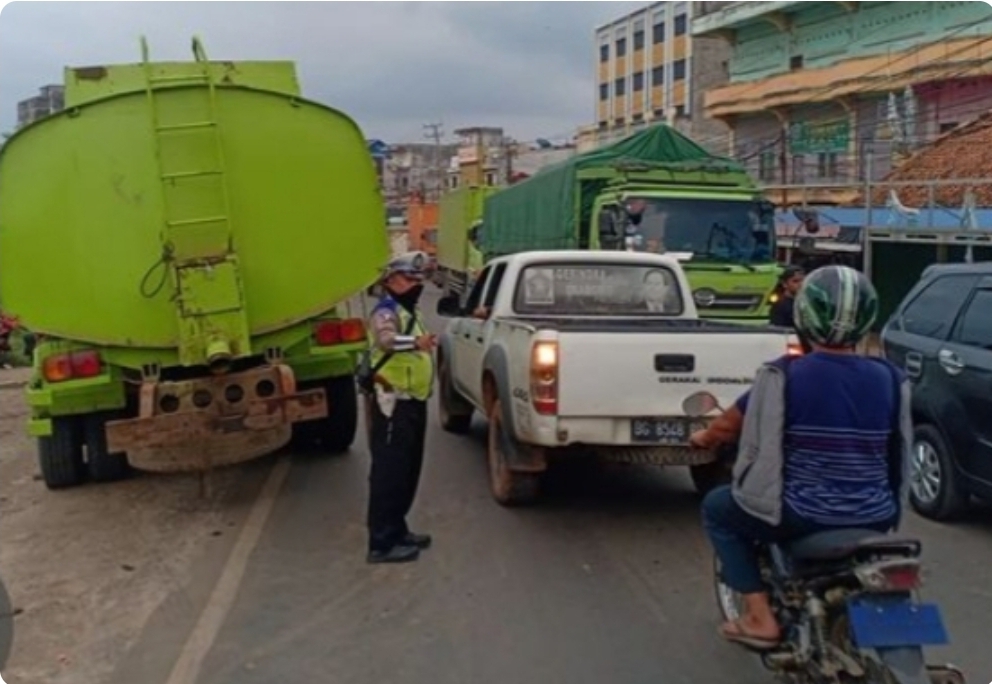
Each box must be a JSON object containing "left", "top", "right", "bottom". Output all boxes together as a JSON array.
[
  {"left": 855, "top": 560, "right": 922, "bottom": 593},
  {"left": 314, "top": 318, "right": 366, "bottom": 346},
  {"left": 42, "top": 350, "right": 103, "bottom": 383},
  {"left": 530, "top": 341, "right": 558, "bottom": 416}
]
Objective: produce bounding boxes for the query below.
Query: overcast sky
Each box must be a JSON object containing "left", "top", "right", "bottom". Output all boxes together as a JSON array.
[{"left": 0, "top": 1, "right": 644, "bottom": 143}]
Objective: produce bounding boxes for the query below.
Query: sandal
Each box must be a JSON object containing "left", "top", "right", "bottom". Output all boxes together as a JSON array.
[{"left": 719, "top": 619, "right": 780, "bottom": 651}]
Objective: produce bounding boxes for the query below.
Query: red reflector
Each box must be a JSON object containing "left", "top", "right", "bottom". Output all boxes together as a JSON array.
[
  {"left": 314, "top": 321, "right": 341, "bottom": 346},
  {"left": 70, "top": 350, "right": 102, "bottom": 378},
  {"left": 881, "top": 566, "right": 921, "bottom": 590},
  {"left": 339, "top": 318, "right": 366, "bottom": 342}
]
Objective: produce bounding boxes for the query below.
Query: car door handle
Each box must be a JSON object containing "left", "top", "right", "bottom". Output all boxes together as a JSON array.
[
  {"left": 937, "top": 349, "right": 965, "bottom": 375},
  {"left": 904, "top": 352, "right": 923, "bottom": 379}
]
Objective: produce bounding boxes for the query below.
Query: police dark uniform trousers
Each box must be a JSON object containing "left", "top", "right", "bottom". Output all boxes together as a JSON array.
[{"left": 365, "top": 251, "right": 436, "bottom": 564}]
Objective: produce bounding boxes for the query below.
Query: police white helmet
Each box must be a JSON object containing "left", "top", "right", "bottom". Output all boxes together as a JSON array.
[{"left": 381, "top": 251, "right": 429, "bottom": 282}]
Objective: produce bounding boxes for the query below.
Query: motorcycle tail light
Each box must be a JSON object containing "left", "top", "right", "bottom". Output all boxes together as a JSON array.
[{"left": 855, "top": 560, "right": 921, "bottom": 592}]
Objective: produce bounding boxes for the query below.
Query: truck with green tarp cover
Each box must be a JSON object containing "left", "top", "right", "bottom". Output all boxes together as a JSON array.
[
  {"left": 480, "top": 125, "right": 781, "bottom": 322},
  {"left": 435, "top": 185, "right": 498, "bottom": 298},
  {"left": 0, "top": 38, "right": 389, "bottom": 489}
]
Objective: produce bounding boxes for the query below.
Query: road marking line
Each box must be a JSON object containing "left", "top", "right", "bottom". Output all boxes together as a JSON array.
[{"left": 164, "top": 456, "right": 291, "bottom": 684}]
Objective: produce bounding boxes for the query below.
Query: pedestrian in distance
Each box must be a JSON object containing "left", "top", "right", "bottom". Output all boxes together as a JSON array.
[{"left": 360, "top": 251, "right": 437, "bottom": 564}]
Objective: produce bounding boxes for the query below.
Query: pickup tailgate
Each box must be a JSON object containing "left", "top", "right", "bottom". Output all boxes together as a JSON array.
[{"left": 556, "top": 328, "right": 789, "bottom": 417}]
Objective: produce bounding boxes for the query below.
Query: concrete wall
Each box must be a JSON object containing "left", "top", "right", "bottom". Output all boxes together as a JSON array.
[{"left": 729, "top": 1, "right": 992, "bottom": 83}]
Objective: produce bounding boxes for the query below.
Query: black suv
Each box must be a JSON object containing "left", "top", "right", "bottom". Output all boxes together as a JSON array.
[{"left": 881, "top": 262, "right": 992, "bottom": 521}]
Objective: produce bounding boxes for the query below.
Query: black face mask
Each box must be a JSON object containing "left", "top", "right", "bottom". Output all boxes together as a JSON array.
[{"left": 390, "top": 284, "right": 424, "bottom": 311}]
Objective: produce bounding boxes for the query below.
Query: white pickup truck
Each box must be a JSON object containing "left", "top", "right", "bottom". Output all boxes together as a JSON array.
[{"left": 434, "top": 250, "right": 801, "bottom": 506}]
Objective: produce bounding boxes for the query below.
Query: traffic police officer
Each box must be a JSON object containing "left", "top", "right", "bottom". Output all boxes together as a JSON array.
[{"left": 365, "top": 251, "right": 437, "bottom": 564}]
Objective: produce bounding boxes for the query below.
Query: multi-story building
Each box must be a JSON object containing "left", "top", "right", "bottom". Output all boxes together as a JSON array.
[
  {"left": 382, "top": 142, "right": 458, "bottom": 204},
  {"left": 16, "top": 85, "right": 65, "bottom": 129},
  {"left": 449, "top": 127, "right": 508, "bottom": 189},
  {"left": 693, "top": 0, "right": 992, "bottom": 205},
  {"left": 594, "top": 1, "right": 733, "bottom": 154}
]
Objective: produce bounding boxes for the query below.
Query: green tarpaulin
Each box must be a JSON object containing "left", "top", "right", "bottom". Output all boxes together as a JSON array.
[{"left": 482, "top": 124, "right": 745, "bottom": 258}]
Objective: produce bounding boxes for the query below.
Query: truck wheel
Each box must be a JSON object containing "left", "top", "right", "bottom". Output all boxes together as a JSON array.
[
  {"left": 84, "top": 412, "right": 132, "bottom": 483},
  {"left": 438, "top": 358, "right": 472, "bottom": 434},
  {"left": 690, "top": 460, "right": 733, "bottom": 497},
  {"left": 38, "top": 417, "right": 85, "bottom": 489},
  {"left": 321, "top": 376, "right": 359, "bottom": 454},
  {"left": 487, "top": 398, "right": 540, "bottom": 507}
]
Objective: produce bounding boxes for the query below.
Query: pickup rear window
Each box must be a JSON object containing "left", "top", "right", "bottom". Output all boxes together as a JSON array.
[{"left": 513, "top": 262, "right": 684, "bottom": 316}]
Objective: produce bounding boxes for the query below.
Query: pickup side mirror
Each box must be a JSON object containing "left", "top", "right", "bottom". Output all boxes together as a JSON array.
[{"left": 436, "top": 295, "right": 462, "bottom": 318}]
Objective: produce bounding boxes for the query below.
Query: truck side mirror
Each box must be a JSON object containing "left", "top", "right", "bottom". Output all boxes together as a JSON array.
[{"left": 436, "top": 295, "right": 462, "bottom": 318}]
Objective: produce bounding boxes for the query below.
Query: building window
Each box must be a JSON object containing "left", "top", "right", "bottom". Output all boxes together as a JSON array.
[
  {"left": 791, "top": 155, "right": 806, "bottom": 184},
  {"left": 449, "top": 176, "right": 460, "bottom": 190},
  {"left": 940, "top": 122, "right": 958, "bottom": 133},
  {"left": 598, "top": 120, "right": 609, "bottom": 130},
  {"left": 614, "top": 117, "right": 625, "bottom": 128},
  {"left": 653, "top": 21, "right": 665, "bottom": 44},
  {"left": 674, "top": 14, "right": 687, "bottom": 36},
  {"left": 485, "top": 172, "right": 497, "bottom": 186},
  {"left": 599, "top": 44, "right": 609, "bottom": 62},
  {"left": 675, "top": 104, "right": 686, "bottom": 117},
  {"left": 634, "top": 29, "right": 645, "bottom": 51},
  {"left": 673, "top": 59, "right": 686, "bottom": 80},
  {"left": 652, "top": 66, "right": 664, "bottom": 87},
  {"left": 653, "top": 108, "right": 666, "bottom": 119},
  {"left": 790, "top": 55, "right": 804, "bottom": 70},
  {"left": 599, "top": 83, "right": 609, "bottom": 101},
  {"left": 633, "top": 72, "right": 645, "bottom": 92},
  {"left": 759, "top": 152, "right": 777, "bottom": 182},
  {"left": 817, "top": 152, "right": 838, "bottom": 179},
  {"left": 633, "top": 113, "right": 644, "bottom": 123},
  {"left": 616, "top": 38, "right": 627, "bottom": 58},
  {"left": 615, "top": 78, "right": 626, "bottom": 97}
]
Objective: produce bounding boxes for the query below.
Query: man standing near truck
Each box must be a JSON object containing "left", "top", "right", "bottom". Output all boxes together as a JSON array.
[{"left": 364, "top": 251, "right": 437, "bottom": 564}]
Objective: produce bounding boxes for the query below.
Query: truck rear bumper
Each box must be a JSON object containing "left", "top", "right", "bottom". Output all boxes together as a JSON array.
[{"left": 105, "top": 364, "right": 328, "bottom": 471}]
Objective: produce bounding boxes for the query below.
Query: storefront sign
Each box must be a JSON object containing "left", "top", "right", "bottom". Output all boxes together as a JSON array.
[{"left": 789, "top": 119, "right": 850, "bottom": 154}]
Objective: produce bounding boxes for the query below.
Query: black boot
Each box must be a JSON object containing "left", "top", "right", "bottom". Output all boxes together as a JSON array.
[{"left": 367, "top": 544, "right": 420, "bottom": 564}]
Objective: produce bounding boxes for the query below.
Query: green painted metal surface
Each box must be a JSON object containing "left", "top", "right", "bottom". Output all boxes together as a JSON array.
[
  {"left": 436, "top": 186, "right": 497, "bottom": 273},
  {"left": 0, "top": 39, "right": 389, "bottom": 369}
]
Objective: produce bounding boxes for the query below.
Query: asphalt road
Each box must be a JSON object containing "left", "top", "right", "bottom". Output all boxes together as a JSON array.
[{"left": 113, "top": 292, "right": 992, "bottom": 684}]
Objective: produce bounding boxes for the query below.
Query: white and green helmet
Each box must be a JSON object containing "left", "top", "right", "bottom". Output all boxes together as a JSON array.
[{"left": 794, "top": 265, "right": 879, "bottom": 348}]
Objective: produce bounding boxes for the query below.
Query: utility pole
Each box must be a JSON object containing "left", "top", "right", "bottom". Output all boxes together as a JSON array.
[
  {"left": 500, "top": 136, "right": 515, "bottom": 186},
  {"left": 423, "top": 122, "right": 443, "bottom": 201}
]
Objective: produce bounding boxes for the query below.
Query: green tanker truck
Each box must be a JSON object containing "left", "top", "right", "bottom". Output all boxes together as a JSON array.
[
  {"left": 481, "top": 125, "right": 781, "bottom": 322},
  {"left": 435, "top": 185, "right": 498, "bottom": 298},
  {"left": 0, "top": 38, "right": 389, "bottom": 489}
]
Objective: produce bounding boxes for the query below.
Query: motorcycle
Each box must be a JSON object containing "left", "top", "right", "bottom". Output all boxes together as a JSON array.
[{"left": 683, "top": 390, "right": 966, "bottom": 684}]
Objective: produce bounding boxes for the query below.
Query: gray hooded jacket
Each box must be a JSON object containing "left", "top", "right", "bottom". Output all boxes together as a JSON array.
[{"left": 730, "top": 356, "right": 913, "bottom": 527}]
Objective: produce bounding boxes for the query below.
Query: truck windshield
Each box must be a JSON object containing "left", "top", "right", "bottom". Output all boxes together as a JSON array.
[
  {"left": 628, "top": 197, "right": 774, "bottom": 265},
  {"left": 513, "top": 262, "right": 684, "bottom": 316}
]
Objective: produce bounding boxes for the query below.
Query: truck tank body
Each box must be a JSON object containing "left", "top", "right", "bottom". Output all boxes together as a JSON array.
[
  {"left": 0, "top": 39, "right": 390, "bottom": 488},
  {"left": 0, "top": 61, "right": 387, "bottom": 358}
]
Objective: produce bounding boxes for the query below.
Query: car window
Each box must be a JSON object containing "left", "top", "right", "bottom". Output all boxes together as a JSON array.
[
  {"left": 464, "top": 268, "right": 490, "bottom": 313},
  {"left": 954, "top": 288, "right": 992, "bottom": 350},
  {"left": 900, "top": 275, "right": 978, "bottom": 340},
  {"left": 483, "top": 263, "right": 507, "bottom": 309}
]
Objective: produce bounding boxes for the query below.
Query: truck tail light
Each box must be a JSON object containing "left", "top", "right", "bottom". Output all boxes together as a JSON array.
[
  {"left": 42, "top": 350, "right": 103, "bottom": 383},
  {"left": 530, "top": 341, "right": 558, "bottom": 416},
  {"left": 314, "top": 318, "right": 366, "bottom": 346}
]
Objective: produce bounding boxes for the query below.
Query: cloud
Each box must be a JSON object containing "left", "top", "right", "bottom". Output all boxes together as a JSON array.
[{"left": 0, "top": 1, "right": 644, "bottom": 143}]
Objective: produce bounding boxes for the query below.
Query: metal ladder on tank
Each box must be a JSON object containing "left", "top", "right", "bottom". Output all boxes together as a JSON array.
[{"left": 140, "top": 36, "right": 248, "bottom": 498}]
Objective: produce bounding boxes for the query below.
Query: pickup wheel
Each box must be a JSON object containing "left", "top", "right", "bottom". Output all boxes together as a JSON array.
[
  {"left": 909, "top": 424, "right": 969, "bottom": 521},
  {"left": 438, "top": 357, "right": 472, "bottom": 434},
  {"left": 38, "top": 416, "right": 86, "bottom": 490},
  {"left": 487, "top": 398, "right": 540, "bottom": 506},
  {"left": 84, "top": 411, "right": 133, "bottom": 483}
]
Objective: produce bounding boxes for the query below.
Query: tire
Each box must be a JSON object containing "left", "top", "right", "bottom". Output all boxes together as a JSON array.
[
  {"left": 437, "top": 357, "right": 472, "bottom": 434},
  {"left": 292, "top": 376, "right": 358, "bottom": 454},
  {"left": 38, "top": 416, "right": 85, "bottom": 489},
  {"left": 690, "top": 459, "right": 733, "bottom": 497},
  {"left": 908, "top": 424, "right": 969, "bottom": 521},
  {"left": 84, "top": 412, "right": 132, "bottom": 483},
  {"left": 487, "top": 398, "right": 540, "bottom": 506}
]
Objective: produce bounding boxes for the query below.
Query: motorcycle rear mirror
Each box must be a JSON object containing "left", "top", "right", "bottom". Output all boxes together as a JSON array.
[{"left": 682, "top": 391, "right": 721, "bottom": 417}]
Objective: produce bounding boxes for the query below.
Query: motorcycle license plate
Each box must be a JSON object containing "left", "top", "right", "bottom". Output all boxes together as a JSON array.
[{"left": 847, "top": 596, "right": 949, "bottom": 648}]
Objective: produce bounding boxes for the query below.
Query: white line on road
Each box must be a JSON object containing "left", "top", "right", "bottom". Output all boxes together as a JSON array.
[{"left": 164, "top": 456, "right": 292, "bottom": 684}]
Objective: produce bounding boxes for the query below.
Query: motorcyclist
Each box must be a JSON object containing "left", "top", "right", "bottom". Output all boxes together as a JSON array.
[
  {"left": 689, "top": 265, "right": 911, "bottom": 650},
  {"left": 768, "top": 265, "right": 804, "bottom": 329}
]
